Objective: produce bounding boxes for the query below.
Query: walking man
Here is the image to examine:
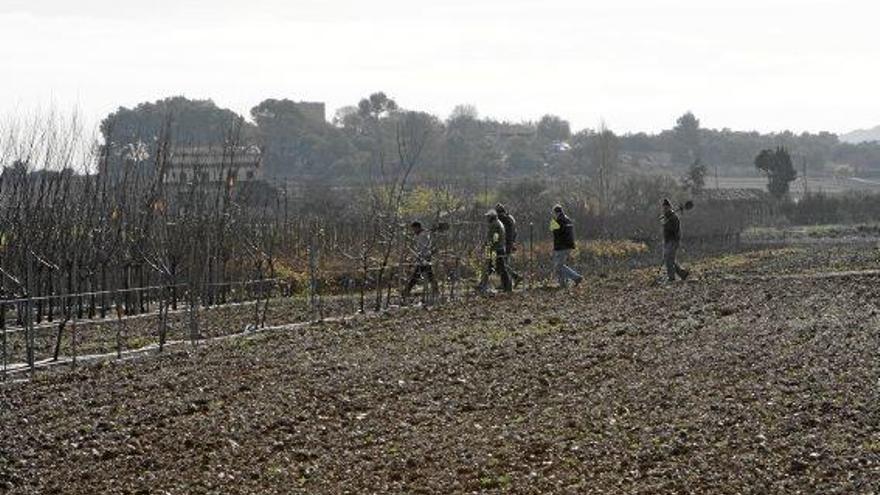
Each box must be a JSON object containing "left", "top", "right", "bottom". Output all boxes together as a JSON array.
[
  {"left": 550, "top": 204, "right": 583, "bottom": 288},
  {"left": 402, "top": 221, "right": 439, "bottom": 302},
  {"left": 478, "top": 210, "right": 513, "bottom": 293},
  {"left": 495, "top": 203, "right": 523, "bottom": 288},
  {"left": 661, "top": 198, "right": 690, "bottom": 282}
]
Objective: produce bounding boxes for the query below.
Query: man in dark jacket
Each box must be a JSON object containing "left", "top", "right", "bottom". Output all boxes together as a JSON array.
[
  {"left": 478, "top": 209, "right": 513, "bottom": 293},
  {"left": 550, "top": 204, "right": 583, "bottom": 288},
  {"left": 495, "top": 203, "right": 523, "bottom": 287},
  {"left": 661, "top": 198, "right": 689, "bottom": 282}
]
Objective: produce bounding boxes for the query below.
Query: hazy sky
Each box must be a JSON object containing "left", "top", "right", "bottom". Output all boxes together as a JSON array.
[{"left": 1, "top": 0, "right": 877, "bottom": 135}]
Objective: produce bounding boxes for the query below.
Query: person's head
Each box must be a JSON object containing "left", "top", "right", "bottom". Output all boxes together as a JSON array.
[
  {"left": 495, "top": 203, "right": 507, "bottom": 215},
  {"left": 552, "top": 204, "right": 564, "bottom": 216},
  {"left": 662, "top": 198, "right": 672, "bottom": 213},
  {"left": 485, "top": 209, "right": 498, "bottom": 222},
  {"left": 410, "top": 221, "right": 423, "bottom": 234}
]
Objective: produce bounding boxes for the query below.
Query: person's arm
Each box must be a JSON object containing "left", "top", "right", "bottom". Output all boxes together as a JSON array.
[
  {"left": 415, "top": 234, "right": 425, "bottom": 258},
  {"left": 492, "top": 224, "right": 503, "bottom": 248},
  {"left": 426, "top": 233, "right": 436, "bottom": 258},
  {"left": 410, "top": 233, "right": 423, "bottom": 257}
]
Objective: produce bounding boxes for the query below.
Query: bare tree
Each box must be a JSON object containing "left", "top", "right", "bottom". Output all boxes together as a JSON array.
[{"left": 593, "top": 120, "right": 618, "bottom": 215}]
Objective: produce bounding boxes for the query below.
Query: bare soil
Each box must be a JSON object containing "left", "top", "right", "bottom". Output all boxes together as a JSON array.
[{"left": 2, "top": 245, "right": 879, "bottom": 494}]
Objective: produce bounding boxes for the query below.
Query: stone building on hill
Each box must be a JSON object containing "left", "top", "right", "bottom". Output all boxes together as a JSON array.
[{"left": 164, "top": 145, "right": 263, "bottom": 186}]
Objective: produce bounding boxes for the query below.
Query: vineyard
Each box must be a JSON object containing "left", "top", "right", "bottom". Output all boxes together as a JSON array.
[
  {"left": 0, "top": 118, "right": 498, "bottom": 376},
  {"left": 1, "top": 116, "right": 723, "bottom": 378},
  {"left": 1, "top": 229, "right": 671, "bottom": 379}
]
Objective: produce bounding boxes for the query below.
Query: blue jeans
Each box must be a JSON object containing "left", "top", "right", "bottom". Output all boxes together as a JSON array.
[{"left": 552, "top": 249, "right": 582, "bottom": 287}]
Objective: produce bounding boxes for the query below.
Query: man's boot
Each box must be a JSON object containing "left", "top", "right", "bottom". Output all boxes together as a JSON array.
[{"left": 513, "top": 272, "right": 523, "bottom": 289}]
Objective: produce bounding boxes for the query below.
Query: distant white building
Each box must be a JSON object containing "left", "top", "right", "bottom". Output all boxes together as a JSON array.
[
  {"left": 164, "top": 145, "right": 262, "bottom": 185},
  {"left": 619, "top": 151, "right": 673, "bottom": 169},
  {"left": 548, "top": 140, "right": 571, "bottom": 153}
]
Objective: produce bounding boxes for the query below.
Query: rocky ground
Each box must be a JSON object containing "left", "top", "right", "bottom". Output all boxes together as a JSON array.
[
  {"left": 2, "top": 244, "right": 880, "bottom": 494},
  {"left": 2, "top": 288, "right": 362, "bottom": 366}
]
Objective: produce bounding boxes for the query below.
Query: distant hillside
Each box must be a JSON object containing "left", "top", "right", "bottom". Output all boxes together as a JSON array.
[{"left": 840, "top": 125, "right": 880, "bottom": 144}]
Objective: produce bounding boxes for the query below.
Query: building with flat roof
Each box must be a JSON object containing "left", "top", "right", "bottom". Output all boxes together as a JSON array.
[
  {"left": 295, "top": 101, "right": 326, "bottom": 122},
  {"left": 164, "top": 145, "right": 262, "bottom": 185}
]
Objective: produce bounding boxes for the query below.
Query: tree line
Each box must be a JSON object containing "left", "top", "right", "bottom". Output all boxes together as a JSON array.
[{"left": 98, "top": 95, "right": 880, "bottom": 188}]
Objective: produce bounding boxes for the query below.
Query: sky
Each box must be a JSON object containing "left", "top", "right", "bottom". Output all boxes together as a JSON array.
[{"left": 1, "top": 0, "right": 878, "bottom": 135}]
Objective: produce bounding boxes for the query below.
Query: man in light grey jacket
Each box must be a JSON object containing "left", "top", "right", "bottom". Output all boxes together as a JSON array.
[{"left": 403, "top": 221, "right": 438, "bottom": 301}]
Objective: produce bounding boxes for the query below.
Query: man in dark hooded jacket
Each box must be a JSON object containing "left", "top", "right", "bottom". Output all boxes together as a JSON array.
[
  {"left": 495, "top": 203, "right": 523, "bottom": 287},
  {"left": 661, "top": 198, "right": 690, "bottom": 282}
]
